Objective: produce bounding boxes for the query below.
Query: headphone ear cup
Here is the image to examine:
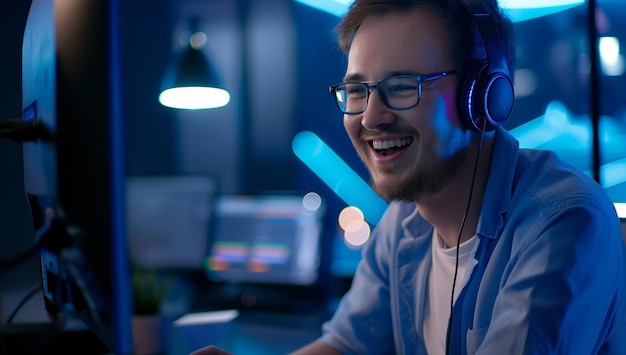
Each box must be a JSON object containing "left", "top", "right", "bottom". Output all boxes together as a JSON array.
[
  {"left": 457, "top": 62, "right": 488, "bottom": 132},
  {"left": 484, "top": 70, "right": 514, "bottom": 129},
  {"left": 457, "top": 61, "right": 514, "bottom": 132}
]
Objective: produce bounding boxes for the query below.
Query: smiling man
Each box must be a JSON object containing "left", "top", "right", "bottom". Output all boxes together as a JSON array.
[
  {"left": 192, "top": 0, "right": 626, "bottom": 354},
  {"left": 295, "top": 0, "right": 626, "bottom": 354}
]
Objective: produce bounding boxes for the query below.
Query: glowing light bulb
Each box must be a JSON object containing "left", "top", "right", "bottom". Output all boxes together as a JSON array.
[{"left": 159, "top": 87, "right": 230, "bottom": 110}]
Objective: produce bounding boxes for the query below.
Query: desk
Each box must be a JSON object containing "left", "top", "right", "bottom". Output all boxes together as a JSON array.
[
  {"left": 169, "top": 308, "right": 332, "bottom": 355},
  {"left": 0, "top": 308, "right": 329, "bottom": 355}
]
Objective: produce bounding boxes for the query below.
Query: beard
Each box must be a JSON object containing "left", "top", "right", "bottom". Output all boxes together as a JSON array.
[{"left": 370, "top": 143, "right": 468, "bottom": 203}]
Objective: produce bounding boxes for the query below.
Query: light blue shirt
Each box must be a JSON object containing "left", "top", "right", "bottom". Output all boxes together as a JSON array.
[{"left": 319, "top": 128, "right": 626, "bottom": 354}]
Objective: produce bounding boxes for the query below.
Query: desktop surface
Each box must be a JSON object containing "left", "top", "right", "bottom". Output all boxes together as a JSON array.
[
  {"left": 137, "top": 271, "right": 335, "bottom": 355},
  {"left": 169, "top": 306, "right": 332, "bottom": 355}
]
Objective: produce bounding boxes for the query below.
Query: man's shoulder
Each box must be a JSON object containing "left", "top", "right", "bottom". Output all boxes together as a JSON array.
[
  {"left": 516, "top": 148, "right": 607, "bottom": 199},
  {"left": 511, "top": 148, "right": 618, "bottom": 227}
]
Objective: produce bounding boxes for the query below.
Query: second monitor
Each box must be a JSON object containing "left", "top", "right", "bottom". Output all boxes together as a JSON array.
[{"left": 205, "top": 193, "right": 325, "bottom": 287}]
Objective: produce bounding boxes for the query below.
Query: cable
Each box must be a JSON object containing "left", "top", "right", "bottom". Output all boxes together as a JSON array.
[
  {"left": 6, "top": 282, "right": 43, "bottom": 324},
  {"left": 445, "top": 120, "right": 486, "bottom": 355},
  {"left": 1, "top": 218, "right": 74, "bottom": 276},
  {"left": 1, "top": 223, "right": 103, "bottom": 327},
  {"left": 64, "top": 249, "right": 106, "bottom": 326},
  {"left": 0, "top": 118, "right": 52, "bottom": 142}
]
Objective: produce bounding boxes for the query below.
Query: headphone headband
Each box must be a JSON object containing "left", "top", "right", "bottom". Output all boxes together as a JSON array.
[
  {"left": 458, "top": 0, "right": 509, "bottom": 77},
  {"left": 456, "top": 0, "right": 514, "bottom": 131}
]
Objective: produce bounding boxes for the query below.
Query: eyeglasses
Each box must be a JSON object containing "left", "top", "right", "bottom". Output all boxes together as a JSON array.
[{"left": 328, "top": 71, "right": 455, "bottom": 115}]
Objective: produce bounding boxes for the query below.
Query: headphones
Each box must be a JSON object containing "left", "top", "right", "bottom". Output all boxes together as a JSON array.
[{"left": 457, "top": 0, "right": 514, "bottom": 132}]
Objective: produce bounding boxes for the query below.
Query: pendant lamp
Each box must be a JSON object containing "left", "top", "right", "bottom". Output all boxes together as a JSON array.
[{"left": 159, "top": 24, "right": 230, "bottom": 110}]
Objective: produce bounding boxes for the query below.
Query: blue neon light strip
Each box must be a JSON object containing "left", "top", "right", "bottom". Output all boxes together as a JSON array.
[
  {"left": 595, "top": 158, "right": 626, "bottom": 189},
  {"left": 501, "top": 2, "right": 584, "bottom": 22},
  {"left": 292, "top": 131, "right": 388, "bottom": 225},
  {"left": 294, "top": 0, "right": 352, "bottom": 17},
  {"left": 509, "top": 101, "right": 626, "bottom": 190},
  {"left": 294, "top": 0, "right": 586, "bottom": 22}
]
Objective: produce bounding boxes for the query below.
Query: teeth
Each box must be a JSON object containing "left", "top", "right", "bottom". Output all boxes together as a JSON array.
[{"left": 372, "top": 137, "right": 412, "bottom": 150}]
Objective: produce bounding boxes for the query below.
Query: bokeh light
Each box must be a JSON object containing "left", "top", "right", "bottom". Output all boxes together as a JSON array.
[
  {"left": 302, "top": 192, "right": 323, "bottom": 214},
  {"left": 338, "top": 206, "right": 371, "bottom": 248}
]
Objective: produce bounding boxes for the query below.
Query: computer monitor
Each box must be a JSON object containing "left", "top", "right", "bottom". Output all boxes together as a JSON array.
[
  {"left": 200, "top": 193, "right": 326, "bottom": 310},
  {"left": 205, "top": 193, "right": 325, "bottom": 287},
  {"left": 21, "top": 0, "right": 132, "bottom": 353},
  {"left": 126, "top": 175, "right": 218, "bottom": 270}
]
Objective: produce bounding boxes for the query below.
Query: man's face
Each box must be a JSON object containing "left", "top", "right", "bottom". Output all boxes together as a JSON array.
[{"left": 343, "top": 7, "right": 472, "bottom": 202}]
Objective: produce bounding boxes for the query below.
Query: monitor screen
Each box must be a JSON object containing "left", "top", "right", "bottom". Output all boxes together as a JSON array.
[
  {"left": 126, "top": 175, "right": 217, "bottom": 270},
  {"left": 205, "top": 193, "right": 325, "bottom": 286},
  {"left": 21, "top": 0, "right": 132, "bottom": 353}
]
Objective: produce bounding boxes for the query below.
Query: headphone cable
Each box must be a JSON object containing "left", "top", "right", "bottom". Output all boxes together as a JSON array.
[{"left": 444, "top": 120, "right": 486, "bottom": 355}]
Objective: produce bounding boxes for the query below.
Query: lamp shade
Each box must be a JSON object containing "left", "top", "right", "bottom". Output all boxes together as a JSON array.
[{"left": 159, "top": 44, "right": 230, "bottom": 110}]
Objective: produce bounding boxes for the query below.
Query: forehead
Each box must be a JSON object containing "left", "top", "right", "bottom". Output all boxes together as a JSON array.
[{"left": 346, "top": 7, "right": 453, "bottom": 79}]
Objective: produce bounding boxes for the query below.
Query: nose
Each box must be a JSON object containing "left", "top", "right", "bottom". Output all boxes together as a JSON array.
[{"left": 360, "top": 89, "right": 396, "bottom": 130}]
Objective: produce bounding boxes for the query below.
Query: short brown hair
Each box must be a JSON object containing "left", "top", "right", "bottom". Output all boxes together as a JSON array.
[{"left": 335, "top": 0, "right": 515, "bottom": 77}]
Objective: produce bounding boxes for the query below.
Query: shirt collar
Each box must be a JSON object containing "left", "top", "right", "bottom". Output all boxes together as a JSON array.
[{"left": 476, "top": 127, "right": 520, "bottom": 240}]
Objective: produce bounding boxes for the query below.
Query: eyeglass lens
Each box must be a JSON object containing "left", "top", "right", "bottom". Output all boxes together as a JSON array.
[{"left": 333, "top": 76, "right": 421, "bottom": 114}]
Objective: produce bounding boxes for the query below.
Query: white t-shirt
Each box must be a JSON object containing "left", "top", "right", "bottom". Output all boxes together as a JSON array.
[{"left": 423, "top": 230, "right": 478, "bottom": 355}]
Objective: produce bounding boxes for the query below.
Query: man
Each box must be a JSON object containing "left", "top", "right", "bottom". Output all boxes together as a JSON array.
[{"left": 193, "top": 0, "right": 626, "bottom": 354}]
